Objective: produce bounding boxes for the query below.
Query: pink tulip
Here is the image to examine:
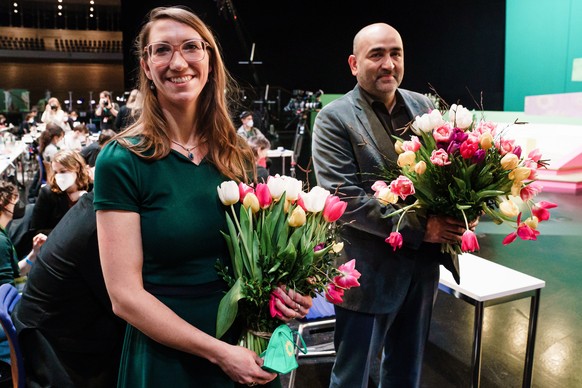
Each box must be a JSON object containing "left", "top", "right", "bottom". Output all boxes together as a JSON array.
[
  {"left": 502, "top": 213, "right": 541, "bottom": 245},
  {"left": 517, "top": 223, "right": 540, "bottom": 240},
  {"left": 531, "top": 201, "right": 557, "bottom": 222},
  {"left": 519, "top": 183, "right": 542, "bottom": 202},
  {"left": 385, "top": 231, "right": 403, "bottom": 251},
  {"left": 461, "top": 230, "right": 480, "bottom": 252},
  {"left": 325, "top": 283, "right": 345, "bottom": 304},
  {"left": 430, "top": 149, "right": 451, "bottom": 166},
  {"left": 333, "top": 259, "right": 361, "bottom": 289},
  {"left": 323, "top": 195, "right": 348, "bottom": 222},
  {"left": 389, "top": 175, "right": 415, "bottom": 201},
  {"left": 255, "top": 183, "right": 272, "bottom": 209},
  {"left": 238, "top": 182, "right": 254, "bottom": 202},
  {"left": 371, "top": 180, "right": 388, "bottom": 193},
  {"left": 269, "top": 293, "right": 284, "bottom": 318}
]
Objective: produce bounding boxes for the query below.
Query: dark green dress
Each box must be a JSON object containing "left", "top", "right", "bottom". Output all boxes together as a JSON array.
[{"left": 93, "top": 140, "right": 237, "bottom": 387}]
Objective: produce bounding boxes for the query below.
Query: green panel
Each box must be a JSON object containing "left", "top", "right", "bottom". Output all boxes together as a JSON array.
[
  {"left": 566, "top": 0, "right": 582, "bottom": 91},
  {"left": 505, "top": 0, "right": 571, "bottom": 111}
]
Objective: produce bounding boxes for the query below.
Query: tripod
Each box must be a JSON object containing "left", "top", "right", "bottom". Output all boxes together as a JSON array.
[{"left": 290, "top": 110, "right": 309, "bottom": 178}]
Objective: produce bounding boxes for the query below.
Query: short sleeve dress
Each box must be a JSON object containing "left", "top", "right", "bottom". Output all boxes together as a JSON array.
[{"left": 93, "top": 140, "right": 239, "bottom": 387}]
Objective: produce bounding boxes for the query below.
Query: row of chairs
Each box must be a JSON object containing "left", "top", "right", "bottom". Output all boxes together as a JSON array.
[
  {"left": 53, "top": 38, "right": 122, "bottom": 53},
  {"left": 0, "top": 36, "right": 45, "bottom": 51}
]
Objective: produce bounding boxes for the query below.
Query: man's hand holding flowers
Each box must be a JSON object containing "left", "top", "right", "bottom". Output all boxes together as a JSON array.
[{"left": 374, "top": 103, "right": 556, "bottom": 254}]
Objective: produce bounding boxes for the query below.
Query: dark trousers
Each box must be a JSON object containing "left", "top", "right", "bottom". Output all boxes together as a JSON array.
[{"left": 329, "top": 259, "right": 439, "bottom": 388}]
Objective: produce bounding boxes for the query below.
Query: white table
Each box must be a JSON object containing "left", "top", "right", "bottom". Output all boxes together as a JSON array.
[
  {"left": 267, "top": 148, "right": 295, "bottom": 176},
  {"left": 439, "top": 253, "right": 545, "bottom": 388},
  {"left": 0, "top": 141, "right": 28, "bottom": 179}
]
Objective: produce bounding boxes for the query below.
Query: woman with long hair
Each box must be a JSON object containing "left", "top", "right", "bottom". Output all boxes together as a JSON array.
[{"left": 94, "top": 6, "right": 311, "bottom": 387}]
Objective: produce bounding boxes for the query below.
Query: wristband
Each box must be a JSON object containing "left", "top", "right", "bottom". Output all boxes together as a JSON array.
[{"left": 25, "top": 257, "right": 34, "bottom": 266}]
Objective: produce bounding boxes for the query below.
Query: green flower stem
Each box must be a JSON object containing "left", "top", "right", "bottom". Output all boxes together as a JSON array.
[
  {"left": 460, "top": 208, "right": 469, "bottom": 231},
  {"left": 230, "top": 205, "right": 254, "bottom": 276}
]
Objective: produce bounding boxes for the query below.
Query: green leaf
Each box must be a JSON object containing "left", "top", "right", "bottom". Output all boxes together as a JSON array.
[{"left": 216, "top": 278, "right": 244, "bottom": 339}]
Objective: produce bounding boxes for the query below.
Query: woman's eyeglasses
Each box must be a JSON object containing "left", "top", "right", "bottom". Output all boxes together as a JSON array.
[{"left": 145, "top": 39, "right": 209, "bottom": 65}]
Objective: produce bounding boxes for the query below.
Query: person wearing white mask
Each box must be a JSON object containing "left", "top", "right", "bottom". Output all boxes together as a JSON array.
[
  {"left": 236, "top": 110, "right": 263, "bottom": 140},
  {"left": 30, "top": 149, "right": 91, "bottom": 236}
]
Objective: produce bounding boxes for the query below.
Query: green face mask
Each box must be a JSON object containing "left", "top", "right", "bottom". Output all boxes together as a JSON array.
[{"left": 260, "top": 324, "right": 307, "bottom": 374}]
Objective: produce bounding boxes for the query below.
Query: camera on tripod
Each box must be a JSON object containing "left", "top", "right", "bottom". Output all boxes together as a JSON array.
[{"left": 283, "top": 89, "right": 324, "bottom": 115}]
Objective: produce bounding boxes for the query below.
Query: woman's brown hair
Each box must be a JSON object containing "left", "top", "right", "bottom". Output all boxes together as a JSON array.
[{"left": 117, "top": 6, "right": 254, "bottom": 182}]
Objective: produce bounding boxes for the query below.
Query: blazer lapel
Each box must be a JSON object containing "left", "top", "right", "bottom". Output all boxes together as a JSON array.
[{"left": 352, "top": 87, "right": 399, "bottom": 163}]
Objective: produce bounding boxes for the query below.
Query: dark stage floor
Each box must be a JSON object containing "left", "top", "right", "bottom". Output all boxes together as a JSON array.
[{"left": 282, "top": 190, "right": 581, "bottom": 388}]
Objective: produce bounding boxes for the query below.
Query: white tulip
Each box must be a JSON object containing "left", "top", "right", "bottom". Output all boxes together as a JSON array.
[
  {"left": 217, "top": 180, "right": 240, "bottom": 206},
  {"left": 267, "top": 174, "right": 286, "bottom": 201},
  {"left": 449, "top": 104, "right": 473, "bottom": 129},
  {"left": 300, "top": 186, "right": 330, "bottom": 213}
]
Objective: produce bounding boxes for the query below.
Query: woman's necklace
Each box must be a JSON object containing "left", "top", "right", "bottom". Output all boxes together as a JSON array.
[{"left": 171, "top": 139, "right": 201, "bottom": 161}]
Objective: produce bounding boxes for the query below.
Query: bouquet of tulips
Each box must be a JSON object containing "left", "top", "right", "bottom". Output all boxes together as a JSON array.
[
  {"left": 216, "top": 174, "right": 361, "bottom": 355},
  {"left": 373, "top": 104, "right": 557, "bottom": 254}
]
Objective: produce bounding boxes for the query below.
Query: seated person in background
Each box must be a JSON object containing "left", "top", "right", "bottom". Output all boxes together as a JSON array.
[
  {"left": 95, "top": 90, "right": 119, "bottom": 132},
  {"left": 13, "top": 191, "right": 125, "bottom": 388},
  {"left": 64, "top": 123, "right": 90, "bottom": 151},
  {"left": 115, "top": 89, "right": 143, "bottom": 131},
  {"left": 16, "top": 112, "right": 38, "bottom": 137},
  {"left": 39, "top": 123, "right": 65, "bottom": 163},
  {"left": 30, "top": 149, "right": 91, "bottom": 236},
  {"left": 247, "top": 135, "right": 271, "bottom": 183},
  {"left": 237, "top": 110, "right": 263, "bottom": 139},
  {"left": 0, "top": 181, "right": 46, "bottom": 367},
  {"left": 80, "top": 129, "right": 116, "bottom": 167}
]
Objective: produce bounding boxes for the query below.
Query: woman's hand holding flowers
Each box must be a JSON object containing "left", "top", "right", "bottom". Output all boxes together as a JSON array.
[
  {"left": 215, "top": 343, "right": 276, "bottom": 386},
  {"left": 270, "top": 286, "right": 313, "bottom": 322}
]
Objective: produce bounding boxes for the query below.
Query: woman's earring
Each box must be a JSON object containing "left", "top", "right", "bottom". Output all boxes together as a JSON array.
[{"left": 149, "top": 81, "right": 155, "bottom": 90}]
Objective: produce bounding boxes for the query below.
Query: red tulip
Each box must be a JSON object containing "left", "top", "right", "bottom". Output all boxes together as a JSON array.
[
  {"left": 385, "top": 231, "right": 403, "bottom": 251},
  {"left": 325, "top": 283, "right": 345, "bottom": 304},
  {"left": 531, "top": 201, "right": 557, "bottom": 222},
  {"left": 255, "top": 183, "right": 272, "bottom": 209},
  {"left": 461, "top": 230, "right": 480, "bottom": 252},
  {"left": 238, "top": 182, "right": 254, "bottom": 202}
]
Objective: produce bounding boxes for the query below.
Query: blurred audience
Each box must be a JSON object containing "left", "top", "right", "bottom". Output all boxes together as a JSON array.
[
  {"left": 247, "top": 135, "right": 271, "bottom": 183},
  {"left": 64, "top": 124, "right": 90, "bottom": 152},
  {"left": 237, "top": 110, "right": 263, "bottom": 139},
  {"left": 80, "top": 129, "right": 116, "bottom": 167},
  {"left": 39, "top": 123, "right": 65, "bottom": 163},
  {"left": 41, "top": 97, "right": 69, "bottom": 131},
  {"left": 95, "top": 90, "right": 119, "bottom": 132},
  {"left": 30, "top": 149, "right": 91, "bottom": 236},
  {"left": 115, "top": 89, "right": 143, "bottom": 131}
]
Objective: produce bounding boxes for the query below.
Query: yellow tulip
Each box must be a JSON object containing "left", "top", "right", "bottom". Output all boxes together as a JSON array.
[
  {"left": 414, "top": 161, "right": 427, "bottom": 175},
  {"left": 288, "top": 206, "right": 306, "bottom": 227},
  {"left": 376, "top": 187, "right": 398, "bottom": 205},
  {"left": 500, "top": 153, "right": 519, "bottom": 170},
  {"left": 508, "top": 167, "right": 531, "bottom": 182},
  {"left": 242, "top": 193, "right": 260, "bottom": 214},
  {"left": 524, "top": 216, "right": 539, "bottom": 229},
  {"left": 479, "top": 132, "right": 494, "bottom": 150},
  {"left": 499, "top": 198, "right": 519, "bottom": 217},
  {"left": 395, "top": 140, "right": 404, "bottom": 154},
  {"left": 332, "top": 242, "right": 344, "bottom": 253},
  {"left": 397, "top": 150, "right": 416, "bottom": 167}
]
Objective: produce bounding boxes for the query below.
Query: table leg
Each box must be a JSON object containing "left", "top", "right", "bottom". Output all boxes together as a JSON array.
[
  {"left": 522, "top": 289, "right": 541, "bottom": 388},
  {"left": 471, "top": 302, "right": 484, "bottom": 388}
]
